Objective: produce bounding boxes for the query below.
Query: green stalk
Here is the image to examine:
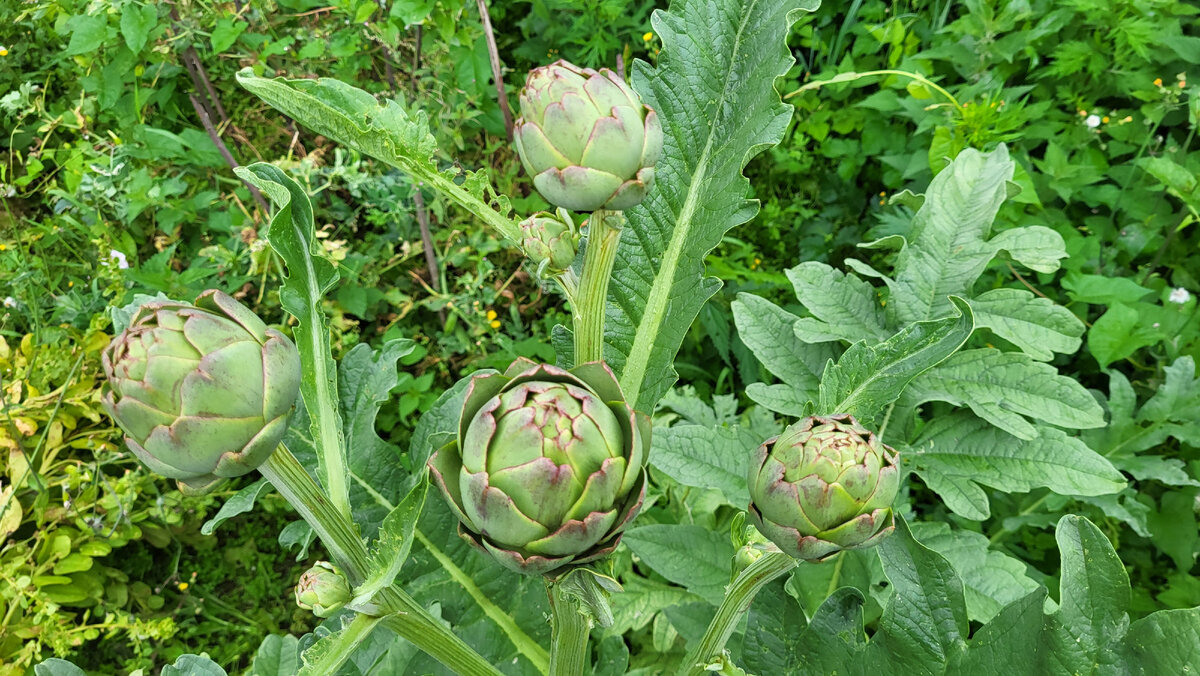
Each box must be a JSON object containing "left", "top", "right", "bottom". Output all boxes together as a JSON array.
[
  {"left": 573, "top": 210, "right": 624, "bottom": 364},
  {"left": 259, "top": 445, "right": 502, "bottom": 676},
  {"left": 675, "top": 552, "right": 798, "bottom": 676},
  {"left": 547, "top": 579, "right": 592, "bottom": 676}
]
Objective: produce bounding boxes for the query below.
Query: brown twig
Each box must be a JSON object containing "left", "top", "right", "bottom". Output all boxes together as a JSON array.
[
  {"left": 414, "top": 188, "right": 440, "bottom": 293},
  {"left": 412, "top": 25, "right": 423, "bottom": 92},
  {"left": 1005, "top": 261, "right": 1050, "bottom": 300},
  {"left": 189, "top": 93, "right": 270, "bottom": 214},
  {"left": 476, "top": 0, "right": 513, "bottom": 140}
]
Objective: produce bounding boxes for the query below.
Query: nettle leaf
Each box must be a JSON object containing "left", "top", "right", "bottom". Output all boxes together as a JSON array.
[
  {"left": 340, "top": 339, "right": 417, "bottom": 532},
  {"left": 908, "top": 412, "right": 1125, "bottom": 520},
  {"left": 785, "top": 262, "right": 891, "bottom": 344},
  {"left": 236, "top": 164, "right": 347, "bottom": 510},
  {"left": 902, "top": 347, "right": 1105, "bottom": 440},
  {"left": 622, "top": 524, "right": 736, "bottom": 605},
  {"left": 817, "top": 297, "right": 973, "bottom": 424},
  {"left": 908, "top": 522, "right": 1039, "bottom": 624},
  {"left": 967, "top": 288, "right": 1084, "bottom": 361},
  {"left": 235, "top": 70, "right": 521, "bottom": 245},
  {"left": 888, "top": 146, "right": 1015, "bottom": 325},
  {"left": 651, "top": 423, "right": 759, "bottom": 506},
  {"left": 606, "top": 0, "right": 820, "bottom": 412}
]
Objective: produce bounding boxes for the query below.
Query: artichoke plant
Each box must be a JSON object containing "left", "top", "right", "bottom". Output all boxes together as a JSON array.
[
  {"left": 101, "top": 290, "right": 301, "bottom": 493},
  {"left": 520, "top": 209, "right": 578, "bottom": 276},
  {"left": 748, "top": 414, "right": 899, "bottom": 561},
  {"left": 429, "top": 359, "right": 650, "bottom": 576},
  {"left": 514, "top": 59, "right": 663, "bottom": 212},
  {"left": 295, "top": 561, "right": 351, "bottom": 618}
]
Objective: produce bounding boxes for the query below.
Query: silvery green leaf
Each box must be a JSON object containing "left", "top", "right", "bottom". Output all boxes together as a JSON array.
[{"left": 968, "top": 288, "right": 1084, "bottom": 361}]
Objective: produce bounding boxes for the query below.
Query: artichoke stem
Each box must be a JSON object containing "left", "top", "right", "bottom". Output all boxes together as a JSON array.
[
  {"left": 573, "top": 209, "right": 624, "bottom": 364},
  {"left": 547, "top": 578, "right": 594, "bottom": 676},
  {"left": 259, "top": 445, "right": 503, "bottom": 676},
  {"left": 675, "top": 551, "right": 798, "bottom": 676}
]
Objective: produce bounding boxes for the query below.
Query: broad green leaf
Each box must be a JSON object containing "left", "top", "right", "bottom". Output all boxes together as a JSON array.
[
  {"left": 235, "top": 70, "right": 520, "bottom": 246},
  {"left": 987, "top": 225, "right": 1067, "bottom": 274},
  {"left": 410, "top": 371, "right": 482, "bottom": 474},
  {"left": 1137, "top": 355, "right": 1200, "bottom": 423},
  {"left": 297, "top": 614, "right": 384, "bottom": 676},
  {"left": 1124, "top": 608, "right": 1200, "bottom": 672},
  {"left": 278, "top": 520, "right": 316, "bottom": 561},
  {"left": 622, "top": 525, "right": 735, "bottom": 605},
  {"left": 65, "top": 14, "right": 110, "bottom": 57},
  {"left": 1137, "top": 156, "right": 1200, "bottom": 215},
  {"left": 211, "top": 17, "right": 248, "bottom": 53},
  {"left": 732, "top": 293, "right": 831, "bottom": 394},
  {"left": 1061, "top": 272, "right": 1154, "bottom": 305},
  {"left": 1087, "top": 302, "right": 1161, "bottom": 367},
  {"left": 650, "top": 424, "right": 758, "bottom": 506},
  {"left": 351, "top": 481, "right": 427, "bottom": 608},
  {"left": 889, "top": 146, "right": 1015, "bottom": 324},
  {"left": 119, "top": 4, "right": 158, "bottom": 53},
  {"left": 605, "top": 577, "right": 702, "bottom": 637},
  {"left": 33, "top": 660, "right": 88, "bottom": 676},
  {"left": 866, "top": 516, "right": 968, "bottom": 672},
  {"left": 817, "top": 297, "right": 973, "bottom": 423},
  {"left": 746, "top": 383, "right": 811, "bottom": 417},
  {"left": 1050, "top": 515, "right": 1130, "bottom": 670},
  {"left": 161, "top": 655, "right": 228, "bottom": 676},
  {"left": 903, "top": 347, "right": 1105, "bottom": 439},
  {"left": 951, "top": 590, "right": 1049, "bottom": 673},
  {"left": 251, "top": 634, "right": 301, "bottom": 676},
  {"left": 201, "top": 478, "right": 271, "bottom": 535},
  {"left": 909, "top": 412, "right": 1125, "bottom": 520},
  {"left": 236, "top": 164, "right": 349, "bottom": 516},
  {"left": 793, "top": 588, "right": 868, "bottom": 672},
  {"left": 741, "top": 580, "right": 808, "bottom": 674},
  {"left": 606, "top": 0, "right": 820, "bottom": 411},
  {"left": 909, "top": 522, "right": 1040, "bottom": 624},
  {"left": 784, "top": 262, "right": 890, "bottom": 344},
  {"left": 968, "top": 288, "right": 1084, "bottom": 360}
]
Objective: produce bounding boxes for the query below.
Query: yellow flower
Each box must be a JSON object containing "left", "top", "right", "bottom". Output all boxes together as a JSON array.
[
  {"left": 0, "top": 244, "right": 5, "bottom": 251},
  {"left": 178, "top": 582, "right": 189, "bottom": 591},
  {"left": 643, "top": 32, "right": 653, "bottom": 42},
  {"left": 489, "top": 320, "right": 501, "bottom": 329},
  {"left": 1154, "top": 78, "right": 1163, "bottom": 87},
  {"left": 1078, "top": 109, "right": 1087, "bottom": 116},
  {"left": 0, "top": 47, "right": 8, "bottom": 57},
  {"left": 879, "top": 191, "right": 886, "bottom": 197},
  {"left": 1102, "top": 116, "right": 1109, "bottom": 123},
  {"left": 1180, "top": 80, "right": 1187, "bottom": 88},
  {"left": 68, "top": 281, "right": 74, "bottom": 287},
  {"left": 486, "top": 309, "right": 497, "bottom": 321}
]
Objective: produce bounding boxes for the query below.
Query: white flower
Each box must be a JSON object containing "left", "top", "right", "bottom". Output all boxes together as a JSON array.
[
  {"left": 1169, "top": 287, "right": 1191, "bottom": 304},
  {"left": 1085, "top": 114, "right": 1101, "bottom": 128},
  {"left": 2, "top": 297, "right": 15, "bottom": 308},
  {"left": 109, "top": 249, "right": 129, "bottom": 269}
]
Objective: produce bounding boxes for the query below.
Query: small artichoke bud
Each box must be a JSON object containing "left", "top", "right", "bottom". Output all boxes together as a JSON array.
[
  {"left": 748, "top": 415, "right": 899, "bottom": 562},
  {"left": 520, "top": 209, "right": 578, "bottom": 276},
  {"left": 295, "top": 561, "right": 351, "bottom": 618},
  {"left": 429, "top": 358, "right": 651, "bottom": 576},
  {"left": 514, "top": 59, "right": 663, "bottom": 212},
  {"left": 101, "top": 290, "right": 301, "bottom": 494}
]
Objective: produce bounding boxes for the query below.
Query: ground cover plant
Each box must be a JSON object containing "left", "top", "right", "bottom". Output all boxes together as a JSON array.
[{"left": 3, "top": 0, "right": 1200, "bottom": 674}]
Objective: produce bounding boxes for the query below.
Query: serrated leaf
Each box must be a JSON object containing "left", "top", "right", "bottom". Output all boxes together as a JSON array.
[
  {"left": 351, "top": 481, "right": 427, "bottom": 608},
  {"left": 817, "top": 296, "right": 973, "bottom": 423},
  {"left": 201, "top": 478, "right": 271, "bottom": 535},
  {"left": 235, "top": 71, "right": 520, "bottom": 245},
  {"left": 605, "top": 0, "right": 820, "bottom": 411},
  {"left": 888, "top": 146, "right": 1015, "bottom": 325},
  {"left": 785, "top": 262, "right": 890, "bottom": 344},
  {"left": 910, "top": 412, "right": 1125, "bottom": 520},
  {"left": 732, "top": 293, "right": 831, "bottom": 394},
  {"left": 651, "top": 424, "right": 757, "bottom": 506},
  {"left": 622, "top": 525, "right": 735, "bottom": 605},
  {"left": 235, "top": 164, "right": 348, "bottom": 514},
  {"left": 746, "top": 382, "right": 811, "bottom": 417},
  {"left": 903, "top": 347, "right": 1105, "bottom": 439},
  {"left": 968, "top": 288, "right": 1084, "bottom": 360}
]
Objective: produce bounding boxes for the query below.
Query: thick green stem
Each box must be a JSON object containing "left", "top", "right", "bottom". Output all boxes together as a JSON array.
[
  {"left": 676, "top": 551, "right": 798, "bottom": 676},
  {"left": 259, "top": 446, "right": 502, "bottom": 676},
  {"left": 547, "top": 579, "right": 592, "bottom": 676},
  {"left": 573, "top": 210, "right": 623, "bottom": 364}
]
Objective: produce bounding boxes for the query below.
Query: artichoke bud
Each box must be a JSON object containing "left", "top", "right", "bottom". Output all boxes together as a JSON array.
[
  {"left": 429, "top": 358, "right": 651, "bottom": 576},
  {"left": 514, "top": 59, "right": 663, "bottom": 212},
  {"left": 295, "top": 561, "right": 351, "bottom": 618},
  {"left": 520, "top": 208, "right": 578, "bottom": 276},
  {"left": 101, "top": 290, "right": 301, "bottom": 494},
  {"left": 747, "top": 414, "right": 899, "bottom": 562}
]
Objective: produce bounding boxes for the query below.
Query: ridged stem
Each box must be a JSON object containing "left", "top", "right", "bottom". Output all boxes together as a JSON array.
[
  {"left": 259, "top": 445, "right": 502, "bottom": 676},
  {"left": 675, "top": 551, "right": 798, "bottom": 676},
  {"left": 546, "top": 578, "right": 592, "bottom": 676},
  {"left": 573, "top": 210, "right": 624, "bottom": 364}
]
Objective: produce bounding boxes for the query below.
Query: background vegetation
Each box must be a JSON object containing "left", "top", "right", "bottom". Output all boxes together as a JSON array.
[{"left": 1, "top": 0, "right": 1197, "bottom": 672}]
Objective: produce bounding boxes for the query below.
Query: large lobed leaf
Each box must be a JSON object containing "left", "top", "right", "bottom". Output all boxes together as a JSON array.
[{"left": 605, "top": 0, "right": 821, "bottom": 412}]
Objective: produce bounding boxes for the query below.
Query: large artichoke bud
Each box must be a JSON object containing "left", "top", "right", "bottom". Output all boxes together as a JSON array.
[
  {"left": 748, "top": 414, "right": 899, "bottom": 561},
  {"left": 101, "top": 290, "right": 301, "bottom": 494},
  {"left": 520, "top": 209, "right": 578, "bottom": 276},
  {"left": 514, "top": 59, "right": 663, "bottom": 212},
  {"left": 295, "top": 561, "right": 351, "bottom": 618},
  {"left": 429, "top": 358, "right": 650, "bottom": 576}
]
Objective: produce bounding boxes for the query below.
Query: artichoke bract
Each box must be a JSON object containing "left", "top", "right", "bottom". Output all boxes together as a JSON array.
[
  {"left": 748, "top": 414, "right": 899, "bottom": 561},
  {"left": 295, "top": 561, "right": 351, "bottom": 618},
  {"left": 514, "top": 59, "right": 663, "bottom": 212},
  {"left": 520, "top": 209, "right": 578, "bottom": 276},
  {"left": 429, "top": 358, "right": 650, "bottom": 576},
  {"left": 101, "top": 290, "right": 301, "bottom": 493}
]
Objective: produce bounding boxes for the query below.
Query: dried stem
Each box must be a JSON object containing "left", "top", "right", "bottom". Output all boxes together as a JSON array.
[{"left": 477, "top": 0, "right": 514, "bottom": 140}]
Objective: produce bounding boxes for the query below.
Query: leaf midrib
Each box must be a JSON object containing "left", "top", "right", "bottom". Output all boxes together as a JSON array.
[{"left": 619, "top": 0, "right": 760, "bottom": 408}]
